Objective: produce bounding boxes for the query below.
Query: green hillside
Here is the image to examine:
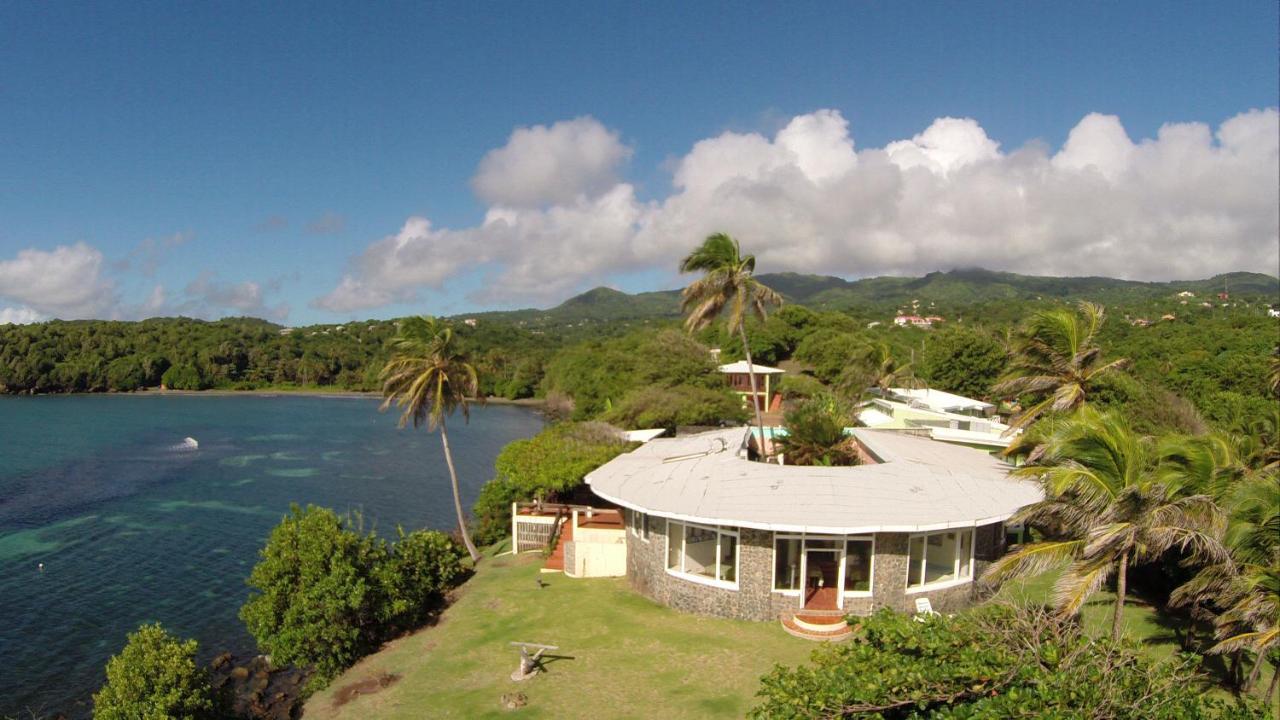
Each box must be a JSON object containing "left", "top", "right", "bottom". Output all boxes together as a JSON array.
[{"left": 465, "top": 268, "right": 1279, "bottom": 325}]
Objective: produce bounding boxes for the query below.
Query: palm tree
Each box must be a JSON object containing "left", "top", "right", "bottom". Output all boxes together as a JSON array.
[
  {"left": 982, "top": 407, "right": 1227, "bottom": 642},
  {"left": 379, "top": 316, "right": 482, "bottom": 562},
  {"left": 837, "top": 341, "right": 920, "bottom": 401},
  {"left": 1173, "top": 472, "right": 1280, "bottom": 694},
  {"left": 679, "top": 233, "right": 782, "bottom": 455},
  {"left": 993, "top": 301, "right": 1127, "bottom": 431}
]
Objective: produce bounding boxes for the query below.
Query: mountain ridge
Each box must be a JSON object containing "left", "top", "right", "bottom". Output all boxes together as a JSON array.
[{"left": 462, "top": 268, "right": 1278, "bottom": 326}]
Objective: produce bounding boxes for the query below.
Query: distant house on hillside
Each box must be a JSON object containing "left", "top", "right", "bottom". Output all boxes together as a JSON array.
[
  {"left": 893, "top": 315, "right": 943, "bottom": 328},
  {"left": 1177, "top": 291, "right": 1195, "bottom": 297},
  {"left": 1268, "top": 308, "right": 1280, "bottom": 318},
  {"left": 718, "top": 361, "right": 784, "bottom": 412},
  {"left": 463, "top": 318, "right": 478, "bottom": 327}
]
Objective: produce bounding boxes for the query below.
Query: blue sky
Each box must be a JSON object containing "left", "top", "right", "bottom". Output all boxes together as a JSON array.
[{"left": 1, "top": 2, "right": 1277, "bottom": 325}]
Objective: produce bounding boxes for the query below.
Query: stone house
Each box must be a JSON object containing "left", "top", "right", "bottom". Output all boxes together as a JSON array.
[{"left": 584, "top": 426, "right": 1041, "bottom": 638}]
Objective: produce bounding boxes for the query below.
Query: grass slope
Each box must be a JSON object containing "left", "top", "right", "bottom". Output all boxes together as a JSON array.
[{"left": 303, "top": 546, "right": 812, "bottom": 719}]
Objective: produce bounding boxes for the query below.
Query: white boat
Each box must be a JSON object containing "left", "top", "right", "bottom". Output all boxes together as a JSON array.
[{"left": 183, "top": 437, "right": 199, "bottom": 449}]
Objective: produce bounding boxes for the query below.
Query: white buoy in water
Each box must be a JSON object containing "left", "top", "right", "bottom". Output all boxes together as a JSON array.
[
  {"left": 38, "top": 563, "right": 44, "bottom": 572},
  {"left": 183, "top": 437, "right": 199, "bottom": 449}
]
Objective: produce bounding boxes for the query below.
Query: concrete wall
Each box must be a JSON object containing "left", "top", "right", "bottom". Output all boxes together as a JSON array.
[
  {"left": 624, "top": 509, "right": 1005, "bottom": 621},
  {"left": 566, "top": 540, "right": 627, "bottom": 578}
]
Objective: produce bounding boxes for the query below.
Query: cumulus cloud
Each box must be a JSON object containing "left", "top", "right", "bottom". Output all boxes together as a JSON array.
[
  {"left": 179, "top": 272, "right": 290, "bottom": 321},
  {"left": 0, "top": 306, "right": 45, "bottom": 325},
  {"left": 0, "top": 243, "right": 116, "bottom": 318},
  {"left": 471, "top": 116, "right": 633, "bottom": 207},
  {"left": 317, "top": 107, "right": 1280, "bottom": 312}
]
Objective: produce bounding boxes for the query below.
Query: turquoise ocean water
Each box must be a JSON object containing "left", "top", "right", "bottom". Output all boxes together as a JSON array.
[{"left": 0, "top": 394, "right": 542, "bottom": 716}]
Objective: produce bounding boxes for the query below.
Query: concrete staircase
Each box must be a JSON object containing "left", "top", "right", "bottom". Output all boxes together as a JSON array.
[{"left": 780, "top": 607, "right": 853, "bottom": 642}]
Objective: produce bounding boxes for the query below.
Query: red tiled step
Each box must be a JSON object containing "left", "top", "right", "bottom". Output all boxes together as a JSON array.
[
  {"left": 542, "top": 520, "right": 574, "bottom": 573},
  {"left": 781, "top": 616, "right": 853, "bottom": 642},
  {"left": 793, "top": 613, "right": 850, "bottom": 633}
]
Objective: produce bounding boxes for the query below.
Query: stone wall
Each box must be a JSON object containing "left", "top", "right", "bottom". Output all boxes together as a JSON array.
[{"left": 624, "top": 509, "right": 1006, "bottom": 622}]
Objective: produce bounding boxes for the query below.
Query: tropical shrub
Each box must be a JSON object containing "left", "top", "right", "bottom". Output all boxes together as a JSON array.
[
  {"left": 752, "top": 606, "right": 1268, "bottom": 719},
  {"left": 92, "top": 623, "right": 215, "bottom": 720},
  {"left": 160, "top": 363, "right": 205, "bottom": 390},
  {"left": 377, "top": 528, "right": 465, "bottom": 631},
  {"left": 471, "top": 475, "right": 520, "bottom": 546},
  {"left": 492, "top": 422, "right": 633, "bottom": 502},
  {"left": 240, "top": 505, "right": 388, "bottom": 685},
  {"left": 776, "top": 396, "right": 858, "bottom": 466},
  {"left": 777, "top": 373, "right": 828, "bottom": 400},
  {"left": 919, "top": 327, "right": 1006, "bottom": 399}
]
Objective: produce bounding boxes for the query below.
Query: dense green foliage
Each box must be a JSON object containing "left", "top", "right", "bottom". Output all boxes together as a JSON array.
[
  {"left": 752, "top": 606, "right": 1268, "bottom": 719},
  {"left": 240, "top": 505, "right": 463, "bottom": 687},
  {"left": 918, "top": 327, "right": 1006, "bottom": 399},
  {"left": 602, "top": 384, "right": 748, "bottom": 430},
  {"left": 471, "top": 423, "right": 635, "bottom": 544},
  {"left": 92, "top": 624, "right": 215, "bottom": 720},
  {"left": 776, "top": 396, "right": 859, "bottom": 466},
  {"left": 540, "top": 328, "right": 734, "bottom": 420}
]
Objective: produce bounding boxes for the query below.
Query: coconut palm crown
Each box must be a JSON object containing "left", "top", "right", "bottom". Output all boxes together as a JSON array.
[
  {"left": 994, "top": 301, "right": 1127, "bottom": 432},
  {"left": 679, "top": 233, "right": 782, "bottom": 455},
  {"left": 982, "top": 406, "right": 1227, "bottom": 642},
  {"left": 379, "top": 315, "right": 481, "bottom": 562}
]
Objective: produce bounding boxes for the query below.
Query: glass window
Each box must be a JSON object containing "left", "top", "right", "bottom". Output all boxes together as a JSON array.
[
  {"left": 908, "top": 536, "right": 924, "bottom": 586},
  {"left": 719, "top": 534, "right": 737, "bottom": 583},
  {"left": 908, "top": 529, "right": 975, "bottom": 589},
  {"left": 629, "top": 510, "right": 642, "bottom": 536},
  {"left": 844, "top": 538, "right": 873, "bottom": 593},
  {"left": 774, "top": 538, "right": 801, "bottom": 591},
  {"left": 666, "top": 521, "right": 683, "bottom": 570},
  {"left": 683, "top": 524, "right": 718, "bottom": 579},
  {"left": 924, "top": 532, "right": 958, "bottom": 584}
]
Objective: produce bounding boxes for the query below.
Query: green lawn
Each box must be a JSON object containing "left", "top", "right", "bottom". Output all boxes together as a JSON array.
[{"left": 303, "top": 544, "right": 814, "bottom": 719}]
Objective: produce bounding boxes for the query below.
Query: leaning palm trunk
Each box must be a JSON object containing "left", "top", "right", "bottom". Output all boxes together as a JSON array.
[
  {"left": 1242, "top": 653, "right": 1265, "bottom": 693},
  {"left": 738, "top": 324, "right": 769, "bottom": 458},
  {"left": 1112, "top": 550, "right": 1129, "bottom": 642},
  {"left": 1265, "top": 661, "right": 1279, "bottom": 702},
  {"left": 440, "top": 415, "right": 480, "bottom": 562}
]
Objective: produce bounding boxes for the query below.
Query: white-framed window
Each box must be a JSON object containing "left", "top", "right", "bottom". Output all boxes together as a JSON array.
[
  {"left": 665, "top": 520, "right": 738, "bottom": 588},
  {"left": 628, "top": 509, "right": 650, "bottom": 542},
  {"left": 844, "top": 537, "right": 874, "bottom": 595},
  {"left": 770, "top": 534, "right": 876, "bottom": 597},
  {"left": 906, "top": 528, "right": 975, "bottom": 592},
  {"left": 773, "top": 536, "right": 802, "bottom": 591}
]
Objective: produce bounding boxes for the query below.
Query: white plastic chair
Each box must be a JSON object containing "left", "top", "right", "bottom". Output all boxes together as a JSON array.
[{"left": 913, "top": 597, "right": 941, "bottom": 621}]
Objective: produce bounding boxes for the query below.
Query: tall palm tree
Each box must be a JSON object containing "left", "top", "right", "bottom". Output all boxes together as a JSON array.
[
  {"left": 379, "top": 316, "right": 481, "bottom": 562},
  {"left": 1172, "top": 472, "right": 1280, "bottom": 694},
  {"left": 982, "top": 407, "right": 1227, "bottom": 642},
  {"left": 994, "top": 301, "right": 1127, "bottom": 432},
  {"left": 679, "top": 233, "right": 782, "bottom": 455},
  {"left": 837, "top": 341, "right": 921, "bottom": 401}
]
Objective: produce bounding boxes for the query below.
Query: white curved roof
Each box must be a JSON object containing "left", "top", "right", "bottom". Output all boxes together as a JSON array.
[
  {"left": 585, "top": 427, "right": 1042, "bottom": 534},
  {"left": 717, "top": 361, "right": 785, "bottom": 374}
]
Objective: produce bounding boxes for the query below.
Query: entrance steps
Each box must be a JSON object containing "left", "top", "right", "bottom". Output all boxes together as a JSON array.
[
  {"left": 541, "top": 520, "right": 572, "bottom": 573},
  {"left": 779, "top": 608, "right": 853, "bottom": 642}
]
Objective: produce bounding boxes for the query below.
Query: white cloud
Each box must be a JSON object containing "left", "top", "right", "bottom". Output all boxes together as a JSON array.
[
  {"left": 317, "top": 107, "right": 1280, "bottom": 312},
  {"left": 471, "top": 116, "right": 633, "bottom": 207},
  {"left": 0, "top": 306, "right": 45, "bottom": 324},
  {"left": 0, "top": 243, "right": 115, "bottom": 318},
  {"left": 179, "top": 272, "right": 290, "bottom": 321}
]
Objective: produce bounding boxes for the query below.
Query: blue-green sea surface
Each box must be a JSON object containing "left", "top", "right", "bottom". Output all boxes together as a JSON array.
[{"left": 0, "top": 394, "right": 541, "bottom": 717}]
